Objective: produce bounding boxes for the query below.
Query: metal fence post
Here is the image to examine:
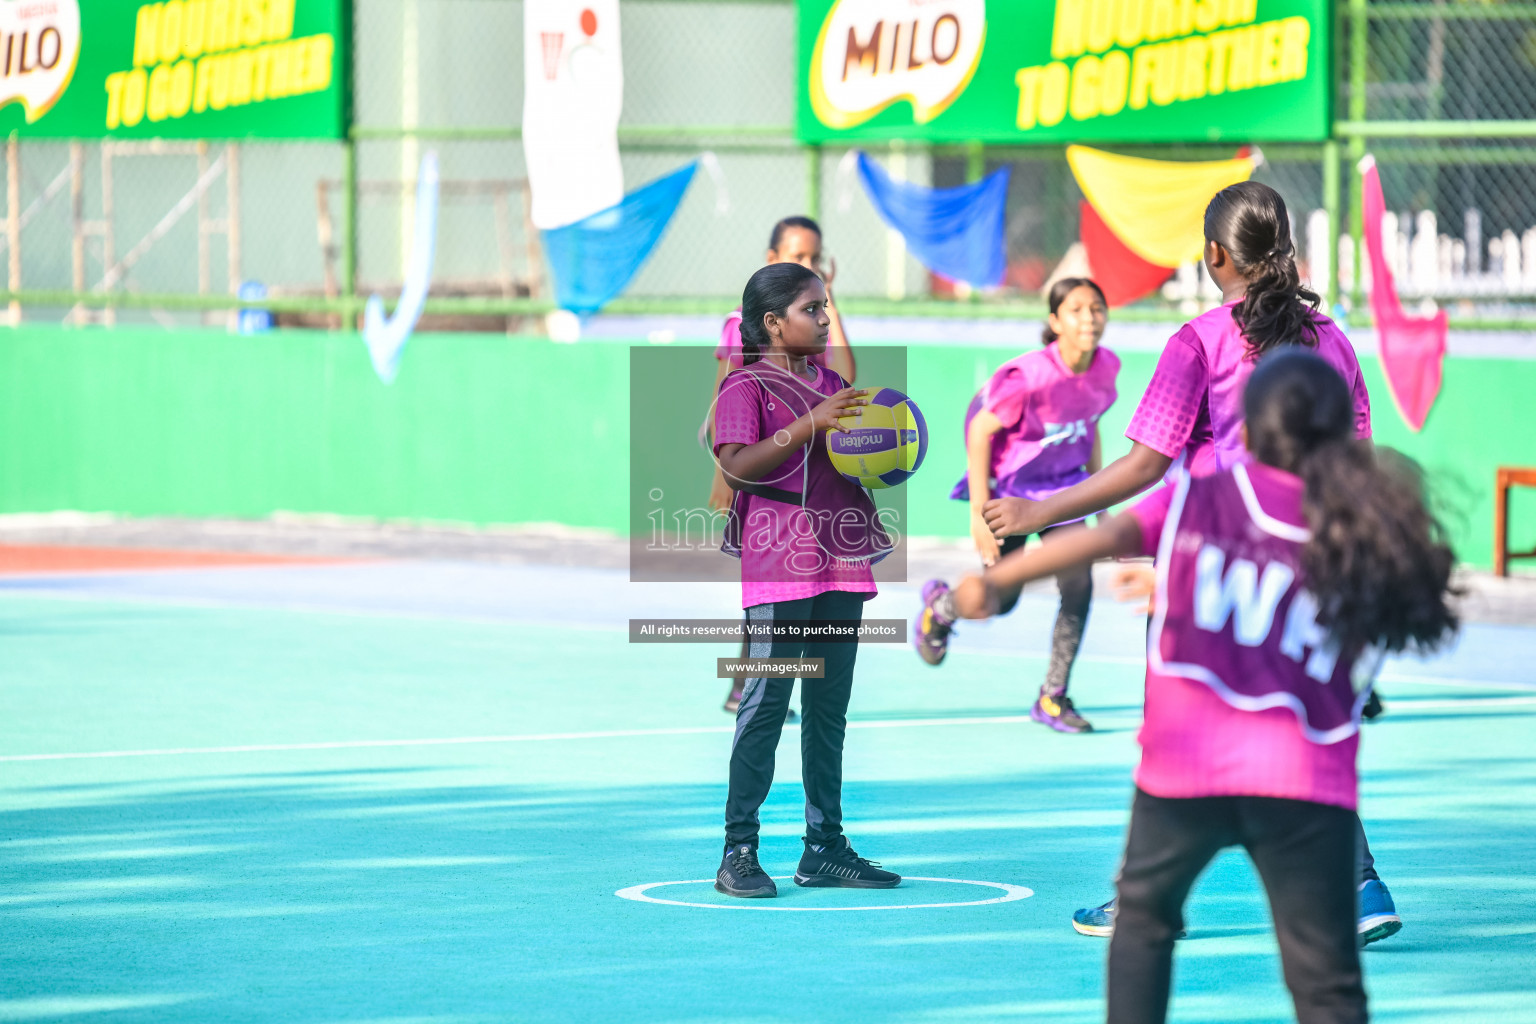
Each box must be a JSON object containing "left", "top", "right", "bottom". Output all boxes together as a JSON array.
[
  {"left": 806, "top": 143, "right": 821, "bottom": 221},
  {"left": 6, "top": 133, "right": 18, "bottom": 326},
  {"left": 342, "top": 135, "right": 358, "bottom": 328},
  {"left": 1348, "top": 0, "right": 1367, "bottom": 310},
  {"left": 1323, "top": 138, "right": 1341, "bottom": 309},
  {"left": 965, "top": 141, "right": 984, "bottom": 184}
]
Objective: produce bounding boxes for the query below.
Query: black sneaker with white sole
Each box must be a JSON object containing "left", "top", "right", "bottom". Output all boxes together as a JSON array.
[
  {"left": 795, "top": 835, "right": 901, "bottom": 888},
  {"left": 715, "top": 843, "right": 777, "bottom": 898}
]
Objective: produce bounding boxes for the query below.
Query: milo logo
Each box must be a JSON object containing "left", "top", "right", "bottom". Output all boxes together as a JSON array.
[
  {"left": 0, "top": 0, "right": 81, "bottom": 122},
  {"left": 808, "top": 0, "right": 986, "bottom": 129}
]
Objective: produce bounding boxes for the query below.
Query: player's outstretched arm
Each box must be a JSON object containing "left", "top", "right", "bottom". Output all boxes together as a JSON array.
[
  {"left": 966, "top": 409, "right": 1006, "bottom": 566},
  {"left": 982, "top": 442, "right": 1171, "bottom": 538},
  {"left": 952, "top": 513, "right": 1143, "bottom": 620}
]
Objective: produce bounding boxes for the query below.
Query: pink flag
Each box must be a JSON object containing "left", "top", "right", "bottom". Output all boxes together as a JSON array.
[{"left": 1359, "top": 155, "right": 1447, "bottom": 432}]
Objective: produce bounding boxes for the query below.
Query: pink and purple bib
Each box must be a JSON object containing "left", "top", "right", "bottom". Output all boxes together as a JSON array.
[
  {"left": 1127, "top": 304, "right": 1372, "bottom": 477},
  {"left": 951, "top": 343, "right": 1120, "bottom": 504},
  {"left": 1128, "top": 462, "right": 1370, "bottom": 809}
]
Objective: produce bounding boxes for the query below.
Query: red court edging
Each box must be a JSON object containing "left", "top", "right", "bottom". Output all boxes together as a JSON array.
[{"left": 0, "top": 544, "right": 344, "bottom": 575}]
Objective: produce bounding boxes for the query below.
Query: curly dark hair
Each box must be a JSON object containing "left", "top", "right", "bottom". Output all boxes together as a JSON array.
[
  {"left": 1244, "top": 348, "right": 1460, "bottom": 656},
  {"left": 1205, "top": 181, "right": 1322, "bottom": 357}
]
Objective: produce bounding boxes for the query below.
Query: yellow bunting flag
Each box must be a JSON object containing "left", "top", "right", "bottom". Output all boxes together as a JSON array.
[{"left": 1066, "top": 145, "right": 1258, "bottom": 267}]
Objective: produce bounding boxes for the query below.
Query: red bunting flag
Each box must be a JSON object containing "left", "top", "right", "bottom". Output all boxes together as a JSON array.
[
  {"left": 1359, "top": 155, "right": 1447, "bottom": 432},
  {"left": 1079, "top": 201, "right": 1175, "bottom": 308}
]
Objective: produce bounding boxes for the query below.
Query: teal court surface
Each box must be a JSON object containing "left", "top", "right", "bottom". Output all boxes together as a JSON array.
[{"left": 3, "top": 555, "right": 1535, "bottom": 1023}]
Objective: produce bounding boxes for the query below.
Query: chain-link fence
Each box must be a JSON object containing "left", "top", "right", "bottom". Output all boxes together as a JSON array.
[{"left": 2, "top": 0, "right": 1534, "bottom": 327}]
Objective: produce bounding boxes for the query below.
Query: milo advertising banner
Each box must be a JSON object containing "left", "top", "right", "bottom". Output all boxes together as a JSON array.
[
  {"left": 0, "top": 0, "right": 347, "bottom": 138},
  {"left": 798, "top": 0, "right": 1330, "bottom": 143}
]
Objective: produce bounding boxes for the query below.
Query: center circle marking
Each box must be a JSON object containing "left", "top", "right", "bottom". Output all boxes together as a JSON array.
[{"left": 614, "top": 876, "right": 1033, "bottom": 911}]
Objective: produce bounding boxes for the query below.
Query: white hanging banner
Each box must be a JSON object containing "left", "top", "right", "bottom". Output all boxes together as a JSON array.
[
  {"left": 364, "top": 151, "right": 440, "bottom": 383},
  {"left": 522, "top": 0, "right": 625, "bottom": 230}
]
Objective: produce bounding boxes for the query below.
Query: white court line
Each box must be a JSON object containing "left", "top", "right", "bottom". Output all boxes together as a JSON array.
[
  {"left": 6, "top": 590, "right": 1534, "bottom": 690},
  {"left": 1379, "top": 695, "right": 1536, "bottom": 711},
  {"left": 614, "top": 875, "right": 1032, "bottom": 911},
  {"left": 5, "top": 698, "right": 1534, "bottom": 765},
  {"left": 0, "top": 726, "right": 735, "bottom": 763},
  {"left": 0, "top": 716, "right": 1041, "bottom": 763},
  {"left": 0, "top": 586, "right": 624, "bottom": 635},
  {"left": 960, "top": 647, "right": 1536, "bottom": 692},
  {"left": 1377, "top": 673, "right": 1536, "bottom": 693}
]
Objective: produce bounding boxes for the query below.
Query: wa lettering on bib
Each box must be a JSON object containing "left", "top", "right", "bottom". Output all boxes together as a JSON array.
[{"left": 1148, "top": 466, "right": 1376, "bottom": 745}]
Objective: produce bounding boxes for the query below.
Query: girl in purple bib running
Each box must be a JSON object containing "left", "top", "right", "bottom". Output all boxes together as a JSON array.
[
  {"left": 942, "top": 348, "right": 1458, "bottom": 1024},
  {"left": 914, "top": 278, "right": 1119, "bottom": 733}
]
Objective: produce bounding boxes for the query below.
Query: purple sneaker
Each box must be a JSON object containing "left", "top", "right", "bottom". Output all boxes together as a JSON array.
[
  {"left": 1031, "top": 693, "right": 1093, "bottom": 733},
  {"left": 913, "top": 580, "right": 955, "bottom": 666}
]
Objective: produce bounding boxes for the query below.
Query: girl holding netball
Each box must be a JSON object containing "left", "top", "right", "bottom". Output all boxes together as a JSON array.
[
  {"left": 710, "top": 261, "right": 899, "bottom": 899},
  {"left": 713, "top": 216, "right": 855, "bottom": 716},
  {"left": 945, "top": 348, "right": 1458, "bottom": 1024},
  {"left": 914, "top": 278, "right": 1118, "bottom": 733},
  {"left": 707, "top": 216, "right": 856, "bottom": 513}
]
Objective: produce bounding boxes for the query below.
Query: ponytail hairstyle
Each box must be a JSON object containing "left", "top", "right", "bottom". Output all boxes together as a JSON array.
[
  {"left": 1041, "top": 277, "right": 1108, "bottom": 346},
  {"left": 1204, "top": 181, "right": 1322, "bottom": 357},
  {"left": 739, "top": 262, "right": 823, "bottom": 366},
  {"left": 1244, "top": 349, "right": 1460, "bottom": 657}
]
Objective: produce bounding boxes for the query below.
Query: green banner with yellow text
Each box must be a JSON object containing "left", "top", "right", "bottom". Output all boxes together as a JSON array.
[
  {"left": 0, "top": 0, "right": 347, "bottom": 138},
  {"left": 797, "top": 0, "right": 1330, "bottom": 144}
]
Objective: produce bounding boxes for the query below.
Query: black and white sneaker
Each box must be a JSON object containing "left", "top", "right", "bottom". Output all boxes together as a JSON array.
[
  {"left": 794, "top": 836, "right": 901, "bottom": 888},
  {"left": 715, "top": 843, "right": 777, "bottom": 898}
]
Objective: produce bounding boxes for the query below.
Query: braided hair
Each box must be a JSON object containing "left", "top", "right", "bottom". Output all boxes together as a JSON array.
[
  {"left": 739, "top": 262, "right": 822, "bottom": 366},
  {"left": 1204, "top": 181, "right": 1321, "bottom": 357}
]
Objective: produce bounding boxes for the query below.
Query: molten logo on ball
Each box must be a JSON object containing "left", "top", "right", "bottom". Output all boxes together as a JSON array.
[{"left": 826, "top": 387, "right": 928, "bottom": 489}]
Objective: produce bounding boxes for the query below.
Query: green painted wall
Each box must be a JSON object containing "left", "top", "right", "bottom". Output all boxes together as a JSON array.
[
  {"left": 1, "top": 326, "right": 1532, "bottom": 568},
  {"left": 0, "top": 328, "right": 630, "bottom": 529}
]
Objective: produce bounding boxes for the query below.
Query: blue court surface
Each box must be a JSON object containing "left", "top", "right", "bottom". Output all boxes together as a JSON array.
[{"left": 3, "top": 558, "right": 1535, "bottom": 1023}]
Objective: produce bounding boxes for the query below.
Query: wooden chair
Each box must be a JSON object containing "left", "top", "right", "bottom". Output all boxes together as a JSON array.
[{"left": 1494, "top": 467, "right": 1536, "bottom": 576}]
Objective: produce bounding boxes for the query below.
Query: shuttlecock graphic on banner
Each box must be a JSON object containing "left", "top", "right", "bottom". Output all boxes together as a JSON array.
[
  {"left": 1359, "top": 155, "right": 1446, "bottom": 432},
  {"left": 522, "top": 0, "right": 623, "bottom": 231},
  {"left": 363, "top": 151, "right": 439, "bottom": 383}
]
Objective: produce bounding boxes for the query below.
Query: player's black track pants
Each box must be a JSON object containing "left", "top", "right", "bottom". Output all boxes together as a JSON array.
[
  {"left": 1109, "top": 788, "right": 1366, "bottom": 1024},
  {"left": 724, "top": 590, "right": 863, "bottom": 848}
]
